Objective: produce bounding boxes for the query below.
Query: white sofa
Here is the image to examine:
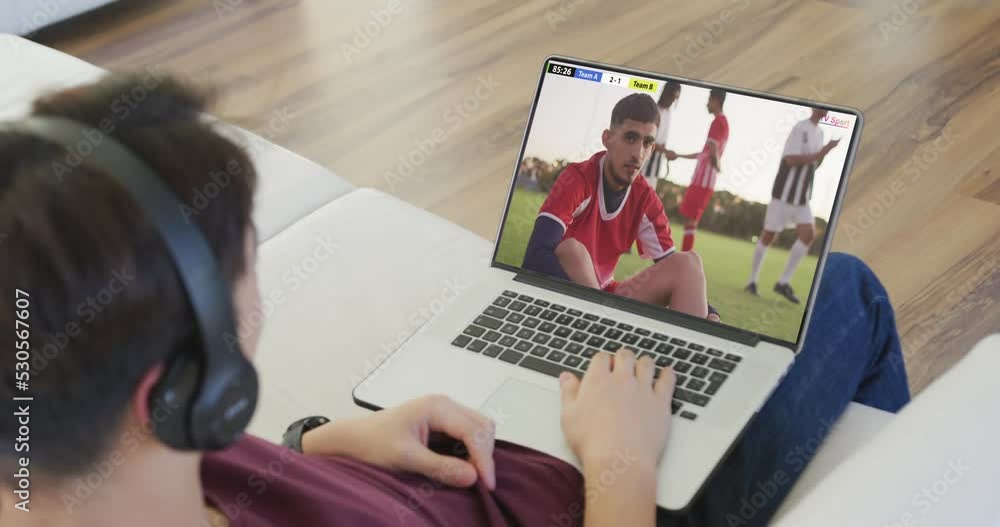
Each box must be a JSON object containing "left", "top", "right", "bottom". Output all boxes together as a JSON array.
[
  {"left": 4, "top": 34, "right": 995, "bottom": 524},
  {"left": 1, "top": 0, "right": 118, "bottom": 36}
]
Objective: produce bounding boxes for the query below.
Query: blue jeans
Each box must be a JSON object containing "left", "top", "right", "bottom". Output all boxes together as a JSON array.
[{"left": 658, "top": 252, "right": 912, "bottom": 526}]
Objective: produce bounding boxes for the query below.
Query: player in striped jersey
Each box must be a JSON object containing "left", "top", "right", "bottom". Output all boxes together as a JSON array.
[
  {"left": 745, "top": 108, "right": 841, "bottom": 303},
  {"left": 642, "top": 81, "right": 682, "bottom": 192},
  {"left": 675, "top": 89, "right": 729, "bottom": 251}
]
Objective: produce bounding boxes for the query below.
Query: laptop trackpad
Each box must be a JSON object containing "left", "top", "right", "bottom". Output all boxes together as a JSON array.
[{"left": 478, "top": 378, "right": 577, "bottom": 467}]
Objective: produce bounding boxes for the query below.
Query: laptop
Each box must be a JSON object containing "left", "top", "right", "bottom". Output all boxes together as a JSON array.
[{"left": 354, "top": 56, "right": 863, "bottom": 511}]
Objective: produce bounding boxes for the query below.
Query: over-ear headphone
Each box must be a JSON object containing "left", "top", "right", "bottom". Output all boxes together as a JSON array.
[{"left": 3, "top": 116, "right": 259, "bottom": 451}]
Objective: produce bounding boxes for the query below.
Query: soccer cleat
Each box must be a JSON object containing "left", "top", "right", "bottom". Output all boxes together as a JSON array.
[
  {"left": 774, "top": 282, "right": 800, "bottom": 304},
  {"left": 744, "top": 282, "right": 759, "bottom": 296}
]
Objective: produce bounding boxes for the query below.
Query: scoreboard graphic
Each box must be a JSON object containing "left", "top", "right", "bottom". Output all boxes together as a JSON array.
[{"left": 547, "top": 62, "right": 658, "bottom": 93}]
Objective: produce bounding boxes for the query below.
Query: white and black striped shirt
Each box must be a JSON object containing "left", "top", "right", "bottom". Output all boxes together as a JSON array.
[{"left": 771, "top": 119, "right": 824, "bottom": 206}]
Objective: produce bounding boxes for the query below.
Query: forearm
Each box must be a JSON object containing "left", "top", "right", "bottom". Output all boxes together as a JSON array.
[
  {"left": 523, "top": 217, "right": 570, "bottom": 281},
  {"left": 301, "top": 418, "right": 360, "bottom": 457},
  {"left": 555, "top": 239, "right": 601, "bottom": 288},
  {"left": 583, "top": 454, "right": 658, "bottom": 527}
]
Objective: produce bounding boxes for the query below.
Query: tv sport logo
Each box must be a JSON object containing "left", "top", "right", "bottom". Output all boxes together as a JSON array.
[{"left": 819, "top": 113, "right": 852, "bottom": 129}]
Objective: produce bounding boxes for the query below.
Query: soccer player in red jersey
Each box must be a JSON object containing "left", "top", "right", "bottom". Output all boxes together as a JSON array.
[
  {"left": 522, "top": 93, "right": 719, "bottom": 321},
  {"left": 675, "top": 89, "right": 729, "bottom": 251}
]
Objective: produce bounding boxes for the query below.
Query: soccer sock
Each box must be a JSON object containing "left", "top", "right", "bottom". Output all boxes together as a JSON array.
[
  {"left": 749, "top": 240, "right": 768, "bottom": 284},
  {"left": 779, "top": 240, "right": 809, "bottom": 285},
  {"left": 682, "top": 227, "right": 696, "bottom": 251}
]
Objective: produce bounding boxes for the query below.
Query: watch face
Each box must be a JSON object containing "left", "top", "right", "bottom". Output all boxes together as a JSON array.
[
  {"left": 287, "top": 416, "right": 325, "bottom": 431},
  {"left": 303, "top": 416, "right": 330, "bottom": 431},
  {"left": 284, "top": 416, "right": 328, "bottom": 453}
]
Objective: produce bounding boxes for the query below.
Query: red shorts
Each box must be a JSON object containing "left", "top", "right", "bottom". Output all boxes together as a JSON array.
[
  {"left": 603, "top": 280, "right": 621, "bottom": 294},
  {"left": 679, "top": 185, "right": 714, "bottom": 222}
]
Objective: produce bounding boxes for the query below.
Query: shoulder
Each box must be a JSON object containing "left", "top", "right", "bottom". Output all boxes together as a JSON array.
[
  {"left": 711, "top": 114, "right": 729, "bottom": 135},
  {"left": 566, "top": 152, "right": 604, "bottom": 187},
  {"left": 631, "top": 178, "right": 661, "bottom": 209},
  {"left": 556, "top": 161, "right": 589, "bottom": 190}
]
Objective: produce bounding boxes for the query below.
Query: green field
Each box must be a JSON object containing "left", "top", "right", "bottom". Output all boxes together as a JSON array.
[{"left": 496, "top": 188, "right": 818, "bottom": 343}]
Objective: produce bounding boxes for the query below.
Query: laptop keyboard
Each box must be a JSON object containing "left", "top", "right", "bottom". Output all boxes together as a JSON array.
[{"left": 451, "top": 291, "right": 743, "bottom": 421}]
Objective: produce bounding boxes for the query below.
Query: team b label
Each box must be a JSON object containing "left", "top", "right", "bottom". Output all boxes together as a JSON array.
[{"left": 629, "top": 78, "right": 658, "bottom": 93}]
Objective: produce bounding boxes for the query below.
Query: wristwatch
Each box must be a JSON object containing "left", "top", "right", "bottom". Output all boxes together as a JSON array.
[{"left": 281, "top": 416, "right": 330, "bottom": 453}]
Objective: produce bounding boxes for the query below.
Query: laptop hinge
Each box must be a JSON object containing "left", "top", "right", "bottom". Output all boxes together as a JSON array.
[{"left": 513, "top": 272, "right": 760, "bottom": 347}]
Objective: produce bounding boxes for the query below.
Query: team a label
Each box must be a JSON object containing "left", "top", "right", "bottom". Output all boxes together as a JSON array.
[
  {"left": 573, "top": 67, "right": 602, "bottom": 83},
  {"left": 629, "top": 78, "right": 658, "bottom": 93}
]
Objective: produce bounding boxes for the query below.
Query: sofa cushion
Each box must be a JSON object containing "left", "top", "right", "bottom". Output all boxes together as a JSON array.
[
  {"left": 0, "top": 34, "right": 354, "bottom": 242},
  {"left": 247, "top": 188, "right": 494, "bottom": 438}
]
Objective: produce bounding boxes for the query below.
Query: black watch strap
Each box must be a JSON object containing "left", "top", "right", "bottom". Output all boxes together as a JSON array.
[{"left": 281, "top": 416, "right": 330, "bottom": 453}]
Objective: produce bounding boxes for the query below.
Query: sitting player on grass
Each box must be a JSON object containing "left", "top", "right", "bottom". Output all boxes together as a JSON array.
[{"left": 522, "top": 93, "right": 720, "bottom": 322}]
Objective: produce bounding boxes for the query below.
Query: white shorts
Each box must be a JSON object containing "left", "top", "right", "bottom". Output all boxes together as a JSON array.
[{"left": 764, "top": 198, "right": 814, "bottom": 232}]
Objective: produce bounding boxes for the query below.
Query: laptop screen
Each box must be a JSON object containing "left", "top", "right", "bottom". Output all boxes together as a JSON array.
[{"left": 493, "top": 57, "right": 861, "bottom": 347}]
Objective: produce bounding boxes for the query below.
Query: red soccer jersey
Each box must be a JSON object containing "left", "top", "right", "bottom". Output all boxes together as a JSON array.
[
  {"left": 537, "top": 151, "right": 675, "bottom": 290},
  {"left": 691, "top": 113, "right": 729, "bottom": 189}
]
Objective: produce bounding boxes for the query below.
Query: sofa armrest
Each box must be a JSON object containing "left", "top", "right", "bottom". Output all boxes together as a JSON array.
[
  {"left": 772, "top": 402, "right": 894, "bottom": 523},
  {"left": 773, "top": 335, "right": 1000, "bottom": 526}
]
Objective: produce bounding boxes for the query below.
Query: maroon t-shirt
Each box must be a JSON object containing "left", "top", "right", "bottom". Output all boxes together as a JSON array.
[{"left": 201, "top": 434, "right": 586, "bottom": 526}]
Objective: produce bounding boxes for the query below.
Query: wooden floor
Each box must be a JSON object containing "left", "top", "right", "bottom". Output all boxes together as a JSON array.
[{"left": 33, "top": 0, "right": 999, "bottom": 395}]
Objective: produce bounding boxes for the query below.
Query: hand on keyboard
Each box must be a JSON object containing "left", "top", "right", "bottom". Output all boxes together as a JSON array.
[{"left": 557, "top": 348, "right": 676, "bottom": 469}]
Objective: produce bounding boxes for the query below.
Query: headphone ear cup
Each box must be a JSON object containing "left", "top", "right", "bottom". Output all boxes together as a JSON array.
[
  {"left": 193, "top": 353, "right": 258, "bottom": 450},
  {"left": 148, "top": 349, "right": 202, "bottom": 450}
]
